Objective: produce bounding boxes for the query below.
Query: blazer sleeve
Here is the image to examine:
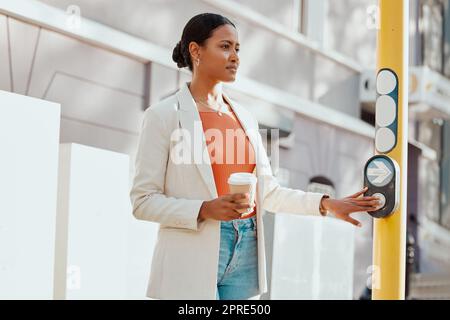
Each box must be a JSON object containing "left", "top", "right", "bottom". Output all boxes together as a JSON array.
[
  {"left": 252, "top": 118, "right": 326, "bottom": 217},
  {"left": 129, "top": 107, "right": 204, "bottom": 231}
]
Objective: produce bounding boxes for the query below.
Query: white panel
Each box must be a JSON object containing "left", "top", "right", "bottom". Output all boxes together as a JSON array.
[
  {"left": 0, "top": 90, "right": 60, "bottom": 299},
  {"left": 59, "top": 116, "right": 140, "bottom": 191},
  {"left": 8, "top": 17, "right": 40, "bottom": 94},
  {"left": 0, "top": 14, "right": 11, "bottom": 91},
  {"left": 270, "top": 214, "right": 354, "bottom": 299},
  {"left": 55, "top": 143, "right": 157, "bottom": 299}
]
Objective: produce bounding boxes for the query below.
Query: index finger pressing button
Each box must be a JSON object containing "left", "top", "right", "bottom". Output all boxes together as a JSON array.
[{"left": 372, "top": 193, "right": 386, "bottom": 210}]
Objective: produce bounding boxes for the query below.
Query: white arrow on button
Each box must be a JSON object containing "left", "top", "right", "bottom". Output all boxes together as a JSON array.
[{"left": 367, "top": 160, "right": 393, "bottom": 184}]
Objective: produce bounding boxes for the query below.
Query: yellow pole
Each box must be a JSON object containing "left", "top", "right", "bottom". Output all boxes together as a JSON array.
[{"left": 372, "top": 0, "right": 408, "bottom": 300}]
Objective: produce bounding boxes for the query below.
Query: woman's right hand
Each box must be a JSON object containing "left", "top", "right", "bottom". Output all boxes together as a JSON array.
[{"left": 198, "top": 193, "right": 255, "bottom": 222}]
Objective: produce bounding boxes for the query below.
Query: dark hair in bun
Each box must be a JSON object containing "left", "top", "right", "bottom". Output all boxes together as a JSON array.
[
  {"left": 172, "top": 41, "right": 186, "bottom": 68},
  {"left": 172, "top": 13, "right": 236, "bottom": 71}
]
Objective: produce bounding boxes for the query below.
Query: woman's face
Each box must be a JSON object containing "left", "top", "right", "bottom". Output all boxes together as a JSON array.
[{"left": 192, "top": 24, "right": 240, "bottom": 82}]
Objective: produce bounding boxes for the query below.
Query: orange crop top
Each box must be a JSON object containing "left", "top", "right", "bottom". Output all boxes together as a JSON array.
[{"left": 198, "top": 107, "right": 257, "bottom": 219}]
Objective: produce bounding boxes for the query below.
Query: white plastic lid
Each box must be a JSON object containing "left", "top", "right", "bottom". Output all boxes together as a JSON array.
[{"left": 227, "top": 172, "right": 257, "bottom": 185}]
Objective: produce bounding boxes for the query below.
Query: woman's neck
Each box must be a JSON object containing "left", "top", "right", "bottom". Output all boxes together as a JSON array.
[{"left": 188, "top": 77, "right": 225, "bottom": 106}]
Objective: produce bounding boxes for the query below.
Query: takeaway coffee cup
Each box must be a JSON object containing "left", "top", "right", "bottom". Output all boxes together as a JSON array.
[{"left": 227, "top": 172, "right": 257, "bottom": 215}]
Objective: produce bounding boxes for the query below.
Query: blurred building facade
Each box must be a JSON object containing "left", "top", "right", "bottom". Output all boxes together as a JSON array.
[{"left": 0, "top": 0, "right": 449, "bottom": 299}]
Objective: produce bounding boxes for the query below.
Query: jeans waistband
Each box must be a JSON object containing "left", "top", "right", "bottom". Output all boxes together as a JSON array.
[{"left": 221, "top": 215, "right": 256, "bottom": 231}]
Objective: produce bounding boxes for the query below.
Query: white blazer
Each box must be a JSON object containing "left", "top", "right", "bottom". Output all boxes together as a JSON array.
[{"left": 129, "top": 81, "right": 326, "bottom": 299}]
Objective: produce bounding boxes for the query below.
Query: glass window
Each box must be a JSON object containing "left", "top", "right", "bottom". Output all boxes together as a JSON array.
[
  {"left": 440, "top": 121, "right": 450, "bottom": 229},
  {"left": 421, "top": 0, "right": 444, "bottom": 73}
]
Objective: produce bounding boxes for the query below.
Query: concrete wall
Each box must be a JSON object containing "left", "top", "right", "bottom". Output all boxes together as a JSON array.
[{"left": 37, "top": 0, "right": 361, "bottom": 117}]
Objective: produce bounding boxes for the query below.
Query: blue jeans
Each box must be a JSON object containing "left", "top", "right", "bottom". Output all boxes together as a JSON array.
[{"left": 216, "top": 216, "right": 259, "bottom": 300}]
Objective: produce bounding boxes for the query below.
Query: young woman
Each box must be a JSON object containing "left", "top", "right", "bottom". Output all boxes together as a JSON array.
[{"left": 130, "top": 13, "right": 380, "bottom": 300}]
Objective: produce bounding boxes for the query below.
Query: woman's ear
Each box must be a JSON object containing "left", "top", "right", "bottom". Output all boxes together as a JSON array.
[{"left": 188, "top": 41, "right": 200, "bottom": 62}]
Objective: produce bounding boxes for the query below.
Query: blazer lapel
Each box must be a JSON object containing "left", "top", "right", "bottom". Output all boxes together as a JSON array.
[
  {"left": 176, "top": 82, "right": 217, "bottom": 199},
  {"left": 222, "top": 93, "right": 259, "bottom": 169}
]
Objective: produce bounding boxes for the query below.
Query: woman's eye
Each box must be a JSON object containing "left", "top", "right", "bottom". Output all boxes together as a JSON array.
[{"left": 222, "top": 45, "right": 239, "bottom": 53}]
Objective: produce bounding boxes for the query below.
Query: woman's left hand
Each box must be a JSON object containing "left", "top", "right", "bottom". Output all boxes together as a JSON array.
[{"left": 320, "top": 187, "right": 381, "bottom": 227}]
